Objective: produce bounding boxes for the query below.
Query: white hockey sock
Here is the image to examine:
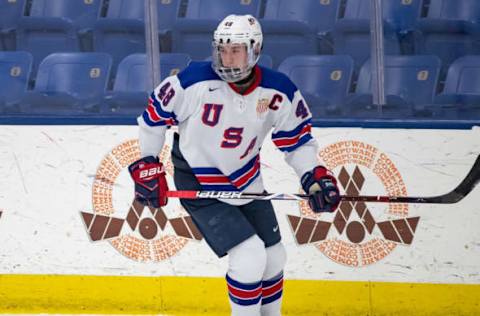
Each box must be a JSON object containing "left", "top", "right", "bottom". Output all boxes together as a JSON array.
[
  {"left": 227, "top": 274, "right": 263, "bottom": 316},
  {"left": 260, "top": 272, "right": 284, "bottom": 316},
  {"left": 227, "top": 235, "right": 267, "bottom": 316},
  {"left": 261, "top": 242, "right": 286, "bottom": 316}
]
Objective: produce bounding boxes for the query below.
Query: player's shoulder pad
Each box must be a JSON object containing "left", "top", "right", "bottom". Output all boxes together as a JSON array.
[
  {"left": 177, "top": 61, "right": 221, "bottom": 90},
  {"left": 259, "top": 66, "right": 298, "bottom": 103}
]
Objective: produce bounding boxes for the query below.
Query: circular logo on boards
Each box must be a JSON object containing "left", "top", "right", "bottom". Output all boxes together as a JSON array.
[
  {"left": 288, "top": 141, "right": 420, "bottom": 267},
  {"left": 81, "top": 140, "right": 202, "bottom": 262}
]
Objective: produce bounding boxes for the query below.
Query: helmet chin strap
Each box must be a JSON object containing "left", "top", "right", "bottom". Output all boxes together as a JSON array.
[{"left": 233, "top": 67, "right": 255, "bottom": 85}]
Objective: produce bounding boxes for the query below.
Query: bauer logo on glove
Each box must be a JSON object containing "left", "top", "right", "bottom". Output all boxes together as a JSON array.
[
  {"left": 137, "top": 165, "right": 165, "bottom": 181},
  {"left": 128, "top": 156, "right": 169, "bottom": 208},
  {"left": 301, "top": 166, "right": 341, "bottom": 213}
]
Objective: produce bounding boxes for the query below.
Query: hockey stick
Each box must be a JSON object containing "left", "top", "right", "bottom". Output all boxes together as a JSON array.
[{"left": 166, "top": 155, "right": 480, "bottom": 204}]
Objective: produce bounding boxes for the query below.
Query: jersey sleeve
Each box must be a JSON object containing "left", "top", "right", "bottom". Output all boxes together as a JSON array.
[
  {"left": 137, "top": 75, "right": 189, "bottom": 157},
  {"left": 271, "top": 88, "right": 319, "bottom": 178}
]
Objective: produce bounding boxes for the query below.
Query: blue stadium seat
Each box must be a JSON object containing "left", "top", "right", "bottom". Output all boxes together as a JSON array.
[
  {"left": 0, "top": 51, "right": 32, "bottom": 112},
  {"left": 0, "top": 0, "right": 27, "bottom": 50},
  {"left": 415, "top": 0, "right": 480, "bottom": 73},
  {"left": 333, "top": 0, "right": 418, "bottom": 70},
  {"left": 172, "top": 0, "right": 262, "bottom": 61},
  {"left": 256, "top": 54, "right": 273, "bottom": 69},
  {"left": 262, "top": 0, "right": 341, "bottom": 54},
  {"left": 21, "top": 52, "right": 112, "bottom": 114},
  {"left": 15, "top": 0, "right": 102, "bottom": 75},
  {"left": 105, "top": 53, "right": 191, "bottom": 115},
  {"left": 347, "top": 55, "right": 441, "bottom": 118},
  {"left": 339, "top": 0, "right": 422, "bottom": 32},
  {"left": 261, "top": 23, "right": 318, "bottom": 69},
  {"left": 278, "top": 55, "right": 354, "bottom": 117},
  {"left": 0, "top": 0, "right": 26, "bottom": 30},
  {"left": 28, "top": 0, "right": 101, "bottom": 30},
  {"left": 184, "top": 0, "right": 262, "bottom": 19},
  {"left": 263, "top": 0, "right": 341, "bottom": 35},
  {"left": 94, "top": 0, "right": 181, "bottom": 76},
  {"left": 434, "top": 56, "right": 480, "bottom": 118}
]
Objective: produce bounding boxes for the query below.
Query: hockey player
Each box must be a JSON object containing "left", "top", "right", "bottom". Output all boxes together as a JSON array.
[{"left": 129, "top": 14, "right": 340, "bottom": 316}]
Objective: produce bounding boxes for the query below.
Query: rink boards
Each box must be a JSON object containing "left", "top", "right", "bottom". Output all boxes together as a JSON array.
[{"left": 0, "top": 126, "right": 479, "bottom": 315}]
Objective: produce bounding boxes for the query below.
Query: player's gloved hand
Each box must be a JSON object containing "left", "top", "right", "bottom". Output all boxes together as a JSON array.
[
  {"left": 301, "top": 166, "right": 340, "bottom": 213},
  {"left": 128, "top": 156, "right": 168, "bottom": 208}
]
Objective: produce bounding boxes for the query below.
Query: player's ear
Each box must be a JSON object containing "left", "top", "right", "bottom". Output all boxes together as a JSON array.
[{"left": 254, "top": 43, "right": 261, "bottom": 54}]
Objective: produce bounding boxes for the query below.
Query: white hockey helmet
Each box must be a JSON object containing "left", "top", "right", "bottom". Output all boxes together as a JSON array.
[{"left": 212, "top": 14, "right": 263, "bottom": 82}]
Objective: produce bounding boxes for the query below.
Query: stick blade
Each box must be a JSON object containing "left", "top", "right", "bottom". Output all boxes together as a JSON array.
[{"left": 440, "top": 154, "right": 480, "bottom": 203}]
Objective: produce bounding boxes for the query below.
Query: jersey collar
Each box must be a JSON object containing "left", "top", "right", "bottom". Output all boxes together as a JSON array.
[{"left": 227, "top": 65, "right": 262, "bottom": 96}]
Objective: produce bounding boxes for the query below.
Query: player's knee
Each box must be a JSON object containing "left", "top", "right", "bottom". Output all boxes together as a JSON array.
[
  {"left": 227, "top": 235, "right": 267, "bottom": 283},
  {"left": 263, "top": 242, "right": 287, "bottom": 280}
]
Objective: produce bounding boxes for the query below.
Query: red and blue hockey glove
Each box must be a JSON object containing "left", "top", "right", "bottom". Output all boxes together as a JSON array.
[
  {"left": 301, "top": 166, "right": 340, "bottom": 213},
  {"left": 128, "top": 156, "right": 168, "bottom": 208}
]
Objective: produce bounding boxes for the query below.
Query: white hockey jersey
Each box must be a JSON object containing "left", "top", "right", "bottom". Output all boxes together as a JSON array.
[{"left": 138, "top": 61, "right": 319, "bottom": 201}]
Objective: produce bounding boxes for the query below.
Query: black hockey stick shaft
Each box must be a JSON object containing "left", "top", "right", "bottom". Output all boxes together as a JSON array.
[{"left": 166, "top": 155, "right": 480, "bottom": 204}]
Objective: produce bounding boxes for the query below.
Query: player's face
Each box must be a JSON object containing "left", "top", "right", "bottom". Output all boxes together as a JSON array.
[{"left": 219, "top": 44, "right": 248, "bottom": 68}]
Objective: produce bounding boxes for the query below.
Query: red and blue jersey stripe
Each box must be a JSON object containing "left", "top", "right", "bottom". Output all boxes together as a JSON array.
[
  {"left": 229, "top": 155, "right": 260, "bottom": 191},
  {"left": 226, "top": 274, "right": 262, "bottom": 306},
  {"left": 261, "top": 272, "right": 284, "bottom": 305},
  {"left": 192, "top": 155, "right": 260, "bottom": 191},
  {"left": 272, "top": 119, "right": 312, "bottom": 152},
  {"left": 191, "top": 167, "right": 236, "bottom": 191},
  {"left": 142, "top": 92, "right": 178, "bottom": 127}
]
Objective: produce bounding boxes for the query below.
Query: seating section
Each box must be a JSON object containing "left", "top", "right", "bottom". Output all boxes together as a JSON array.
[
  {"left": 94, "top": 0, "right": 182, "bottom": 75},
  {"left": 0, "top": 51, "right": 32, "bottom": 112},
  {"left": 16, "top": 0, "right": 102, "bottom": 74},
  {"left": 348, "top": 55, "right": 441, "bottom": 118},
  {"left": 1, "top": 0, "right": 480, "bottom": 120},
  {"left": 106, "top": 53, "right": 191, "bottom": 115},
  {"left": 21, "top": 52, "right": 112, "bottom": 114},
  {"left": 333, "top": 0, "right": 423, "bottom": 71},
  {"left": 263, "top": 0, "right": 341, "bottom": 36},
  {"left": 28, "top": 0, "right": 101, "bottom": 30},
  {"left": 278, "top": 55, "right": 354, "bottom": 117},
  {"left": 185, "top": 0, "right": 262, "bottom": 19},
  {"left": 0, "top": 0, "right": 27, "bottom": 50},
  {"left": 415, "top": 0, "right": 480, "bottom": 73},
  {"left": 434, "top": 56, "right": 480, "bottom": 118}
]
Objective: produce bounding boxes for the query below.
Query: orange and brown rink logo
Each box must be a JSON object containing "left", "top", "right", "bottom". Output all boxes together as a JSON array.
[
  {"left": 81, "top": 140, "right": 202, "bottom": 262},
  {"left": 288, "top": 141, "right": 420, "bottom": 267}
]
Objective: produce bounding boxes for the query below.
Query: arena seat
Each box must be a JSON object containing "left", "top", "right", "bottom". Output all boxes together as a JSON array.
[
  {"left": 105, "top": 53, "right": 191, "bottom": 115},
  {"left": 333, "top": 0, "right": 421, "bottom": 70},
  {"left": 263, "top": 0, "right": 341, "bottom": 36},
  {"left": 255, "top": 54, "right": 273, "bottom": 69},
  {"left": 94, "top": 0, "right": 181, "bottom": 75},
  {"left": 28, "top": 0, "right": 101, "bottom": 30},
  {"left": 172, "top": 0, "right": 262, "bottom": 61},
  {"left": 0, "top": 51, "right": 32, "bottom": 112},
  {"left": 260, "top": 21, "right": 318, "bottom": 69},
  {"left": 434, "top": 56, "right": 480, "bottom": 118},
  {"left": 262, "top": 0, "right": 341, "bottom": 54},
  {"left": 0, "top": 0, "right": 27, "bottom": 50},
  {"left": 184, "top": 0, "right": 262, "bottom": 19},
  {"left": 347, "top": 55, "right": 441, "bottom": 118},
  {"left": 21, "top": 52, "right": 111, "bottom": 114},
  {"left": 278, "top": 55, "right": 354, "bottom": 118},
  {"left": 14, "top": 0, "right": 103, "bottom": 74},
  {"left": 415, "top": 0, "right": 480, "bottom": 73}
]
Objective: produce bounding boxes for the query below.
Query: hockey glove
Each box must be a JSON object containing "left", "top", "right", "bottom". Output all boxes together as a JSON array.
[
  {"left": 301, "top": 166, "right": 340, "bottom": 213},
  {"left": 128, "top": 156, "right": 168, "bottom": 208}
]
